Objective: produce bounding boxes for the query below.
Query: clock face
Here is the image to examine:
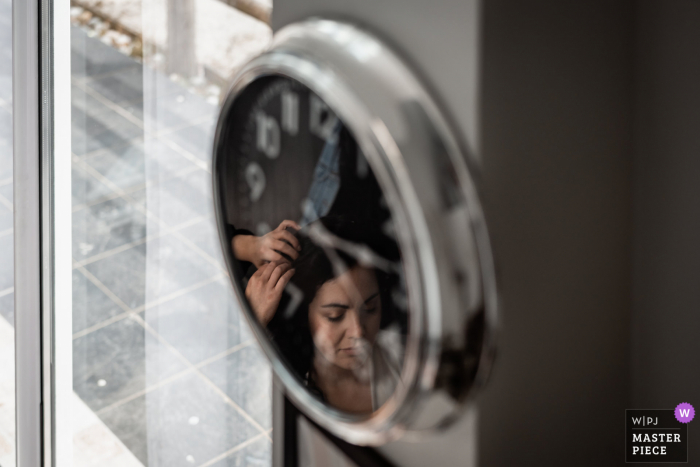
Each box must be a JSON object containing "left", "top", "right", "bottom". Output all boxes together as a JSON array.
[{"left": 216, "top": 76, "right": 408, "bottom": 416}]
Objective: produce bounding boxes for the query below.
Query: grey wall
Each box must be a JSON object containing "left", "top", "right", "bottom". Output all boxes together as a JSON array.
[
  {"left": 478, "top": 1, "right": 634, "bottom": 465},
  {"left": 272, "top": 0, "right": 482, "bottom": 156},
  {"left": 632, "top": 1, "right": 700, "bottom": 464}
]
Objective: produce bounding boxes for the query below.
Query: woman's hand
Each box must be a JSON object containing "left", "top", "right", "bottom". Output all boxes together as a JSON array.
[
  {"left": 232, "top": 220, "right": 301, "bottom": 268},
  {"left": 245, "top": 261, "right": 296, "bottom": 327}
]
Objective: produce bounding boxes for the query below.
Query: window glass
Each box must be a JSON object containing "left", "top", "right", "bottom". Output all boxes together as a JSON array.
[
  {"left": 215, "top": 76, "right": 409, "bottom": 417},
  {"left": 69, "top": 0, "right": 273, "bottom": 464}
]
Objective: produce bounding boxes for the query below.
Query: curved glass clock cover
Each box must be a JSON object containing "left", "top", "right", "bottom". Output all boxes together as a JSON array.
[{"left": 215, "top": 76, "right": 408, "bottom": 416}]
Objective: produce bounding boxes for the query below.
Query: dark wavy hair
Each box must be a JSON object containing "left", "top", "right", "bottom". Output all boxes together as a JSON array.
[{"left": 267, "top": 216, "right": 400, "bottom": 385}]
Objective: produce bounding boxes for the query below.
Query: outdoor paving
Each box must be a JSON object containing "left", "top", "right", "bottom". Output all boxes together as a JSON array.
[
  {"left": 0, "top": 5, "right": 272, "bottom": 465},
  {"left": 71, "top": 0, "right": 271, "bottom": 84},
  {"left": 69, "top": 24, "right": 272, "bottom": 467}
]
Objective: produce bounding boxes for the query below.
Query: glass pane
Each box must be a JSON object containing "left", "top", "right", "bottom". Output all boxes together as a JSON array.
[
  {"left": 0, "top": 0, "right": 15, "bottom": 463},
  {"left": 69, "top": 0, "right": 273, "bottom": 465},
  {"left": 215, "top": 76, "right": 408, "bottom": 415}
]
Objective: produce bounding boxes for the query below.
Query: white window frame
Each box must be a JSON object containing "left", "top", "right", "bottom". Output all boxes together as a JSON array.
[{"left": 13, "top": 0, "right": 72, "bottom": 465}]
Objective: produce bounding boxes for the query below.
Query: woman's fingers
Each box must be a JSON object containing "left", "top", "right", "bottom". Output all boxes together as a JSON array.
[
  {"left": 276, "top": 229, "right": 301, "bottom": 252},
  {"left": 276, "top": 219, "right": 301, "bottom": 232},
  {"left": 250, "top": 263, "right": 267, "bottom": 280},
  {"left": 269, "top": 262, "right": 291, "bottom": 286},
  {"left": 275, "top": 268, "right": 295, "bottom": 291},
  {"left": 272, "top": 240, "right": 298, "bottom": 261},
  {"left": 262, "top": 250, "right": 286, "bottom": 265},
  {"left": 259, "top": 260, "right": 276, "bottom": 282}
]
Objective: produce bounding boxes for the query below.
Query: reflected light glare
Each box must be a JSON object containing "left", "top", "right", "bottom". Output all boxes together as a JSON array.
[
  {"left": 348, "top": 39, "right": 381, "bottom": 62},
  {"left": 315, "top": 20, "right": 380, "bottom": 62}
]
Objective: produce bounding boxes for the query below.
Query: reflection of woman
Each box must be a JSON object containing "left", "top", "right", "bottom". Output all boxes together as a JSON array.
[{"left": 245, "top": 228, "right": 402, "bottom": 414}]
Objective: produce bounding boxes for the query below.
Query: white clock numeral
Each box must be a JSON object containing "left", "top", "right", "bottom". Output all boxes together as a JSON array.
[
  {"left": 309, "top": 95, "right": 338, "bottom": 142},
  {"left": 256, "top": 222, "right": 272, "bottom": 236},
  {"left": 256, "top": 111, "right": 281, "bottom": 159},
  {"left": 245, "top": 161, "right": 266, "bottom": 202},
  {"left": 382, "top": 218, "right": 396, "bottom": 240},
  {"left": 281, "top": 90, "right": 299, "bottom": 136},
  {"left": 356, "top": 147, "right": 369, "bottom": 179}
]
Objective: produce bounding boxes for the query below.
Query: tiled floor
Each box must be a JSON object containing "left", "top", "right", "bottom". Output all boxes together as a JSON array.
[
  {"left": 69, "top": 24, "right": 272, "bottom": 467},
  {"left": 0, "top": 7, "right": 272, "bottom": 465}
]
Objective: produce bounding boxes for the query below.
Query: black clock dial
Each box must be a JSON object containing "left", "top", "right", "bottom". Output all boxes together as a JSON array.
[
  {"left": 216, "top": 76, "right": 408, "bottom": 416},
  {"left": 222, "top": 77, "right": 327, "bottom": 234}
]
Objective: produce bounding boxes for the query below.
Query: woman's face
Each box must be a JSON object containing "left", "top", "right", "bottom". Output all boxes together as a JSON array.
[{"left": 308, "top": 266, "right": 382, "bottom": 370}]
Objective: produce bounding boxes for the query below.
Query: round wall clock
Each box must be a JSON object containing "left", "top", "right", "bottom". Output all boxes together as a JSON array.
[{"left": 212, "top": 18, "right": 497, "bottom": 445}]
